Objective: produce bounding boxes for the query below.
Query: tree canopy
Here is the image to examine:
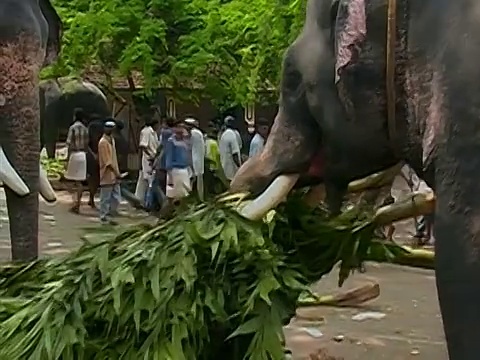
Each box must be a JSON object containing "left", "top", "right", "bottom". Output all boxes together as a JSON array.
[{"left": 45, "top": 0, "right": 307, "bottom": 106}]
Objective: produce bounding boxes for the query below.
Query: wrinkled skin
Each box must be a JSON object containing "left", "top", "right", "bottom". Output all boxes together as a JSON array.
[
  {"left": 231, "top": 0, "right": 480, "bottom": 358},
  {"left": 40, "top": 78, "right": 110, "bottom": 158},
  {"left": 0, "top": 0, "right": 61, "bottom": 261}
]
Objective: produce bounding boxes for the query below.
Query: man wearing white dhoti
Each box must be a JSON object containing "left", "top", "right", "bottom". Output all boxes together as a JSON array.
[
  {"left": 135, "top": 118, "right": 159, "bottom": 205},
  {"left": 64, "top": 108, "right": 90, "bottom": 213},
  {"left": 184, "top": 117, "right": 205, "bottom": 200}
]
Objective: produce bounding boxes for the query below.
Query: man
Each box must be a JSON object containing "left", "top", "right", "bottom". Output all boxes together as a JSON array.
[
  {"left": 113, "top": 119, "right": 129, "bottom": 174},
  {"left": 135, "top": 117, "right": 159, "bottom": 204},
  {"left": 205, "top": 123, "right": 220, "bottom": 170},
  {"left": 64, "top": 108, "right": 90, "bottom": 213},
  {"left": 248, "top": 118, "right": 270, "bottom": 158},
  {"left": 85, "top": 116, "right": 104, "bottom": 208},
  {"left": 98, "top": 121, "right": 123, "bottom": 224},
  {"left": 184, "top": 117, "right": 205, "bottom": 200},
  {"left": 219, "top": 116, "right": 242, "bottom": 181},
  {"left": 223, "top": 115, "right": 242, "bottom": 151},
  {"left": 165, "top": 120, "right": 191, "bottom": 201},
  {"left": 156, "top": 117, "right": 175, "bottom": 194}
]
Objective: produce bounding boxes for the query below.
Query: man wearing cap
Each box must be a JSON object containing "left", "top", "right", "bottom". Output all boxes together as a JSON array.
[
  {"left": 135, "top": 117, "right": 160, "bottom": 204},
  {"left": 219, "top": 116, "right": 242, "bottom": 181},
  {"left": 98, "top": 121, "right": 122, "bottom": 224},
  {"left": 184, "top": 117, "right": 205, "bottom": 200}
]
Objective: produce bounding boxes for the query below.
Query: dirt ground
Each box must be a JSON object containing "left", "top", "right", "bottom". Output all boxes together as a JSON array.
[{"left": 0, "top": 174, "right": 446, "bottom": 359}]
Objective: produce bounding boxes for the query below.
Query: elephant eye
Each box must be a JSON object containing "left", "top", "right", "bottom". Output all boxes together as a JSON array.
[{"left": 282, "top": 56, "right": 303, "bottom": 95}]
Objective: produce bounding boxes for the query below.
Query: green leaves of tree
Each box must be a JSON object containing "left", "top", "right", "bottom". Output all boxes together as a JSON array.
[{"left": 46, "top": 0, "right": 307, "bottom": 104}]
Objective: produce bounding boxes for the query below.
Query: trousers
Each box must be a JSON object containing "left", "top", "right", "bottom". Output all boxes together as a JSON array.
[{"left": 99, "top": 183, "right": 121, "bottom": 221}]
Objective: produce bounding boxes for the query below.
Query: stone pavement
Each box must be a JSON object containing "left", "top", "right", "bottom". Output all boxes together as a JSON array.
[
  {"left": 0, "top": 188, "right": 149, "bottom": 261},
  {"left": 0, "top": 176, "right": 446, "bottom": 359}
]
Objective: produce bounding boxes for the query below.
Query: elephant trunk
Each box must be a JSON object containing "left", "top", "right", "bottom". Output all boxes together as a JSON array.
[{"left": 0, "top": 35, "right": 44, "bottom": 261}]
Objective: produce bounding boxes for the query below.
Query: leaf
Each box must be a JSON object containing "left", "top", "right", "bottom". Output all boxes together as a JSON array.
[{"left": 226, "top": 316, "right": 261, "bottom": 340}]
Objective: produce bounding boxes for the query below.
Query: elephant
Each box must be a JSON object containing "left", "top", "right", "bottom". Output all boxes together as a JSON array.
[
  {"left": 0, "top": 0, "right": 61, "bottom": 261},
  {"left": 40, "top": 77, "right": 110, "bottom": 158},
  {"left": 230, "top": 0, "right": 480, "bottom": 359}
]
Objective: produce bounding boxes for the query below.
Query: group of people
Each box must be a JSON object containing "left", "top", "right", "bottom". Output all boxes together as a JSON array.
[
  {"left": 133, "top": 114, "right": 271, "bottom": 212},
  {"left": 64, "top": 108, "right": 127, "bottom": 224},
  {"left": 62, "top": 108, "right": 271, "bottom": 223}
]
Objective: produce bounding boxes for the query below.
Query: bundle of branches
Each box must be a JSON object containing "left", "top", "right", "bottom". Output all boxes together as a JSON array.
[
  {"left": 40, "top": 156, "right": 66, "bottom": 180},
  {"left": 0, "top": 193, "right": 407, "bottom": 359}
]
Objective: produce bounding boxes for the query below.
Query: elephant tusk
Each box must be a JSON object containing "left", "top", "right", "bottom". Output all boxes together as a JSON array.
[
  {"left": 39, "top": 163, "right": 56, "bottom": 203},
  {"left": 0, "top": 146, "right": 30, "bottom": 196},
  {"left": 238, "top": 174, "right": 300, "bottom": 220}
]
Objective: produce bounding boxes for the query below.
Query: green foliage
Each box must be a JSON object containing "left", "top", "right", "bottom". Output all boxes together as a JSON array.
[
  {"left": 0, "top": 192, "right": 406, "bottom": 359},
  {"left": 44, "top": 0, "right": 307, "bottom": 104}
]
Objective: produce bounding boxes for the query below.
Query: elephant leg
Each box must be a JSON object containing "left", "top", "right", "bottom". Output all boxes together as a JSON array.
[
  {"left": 433, "top": 37, "right": 480, "bottom": 360},
  {"left": 0, "top": 35, "right": 43, "bottom": 261}
]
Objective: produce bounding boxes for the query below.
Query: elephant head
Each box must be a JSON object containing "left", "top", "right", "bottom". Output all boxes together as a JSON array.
[
  {"left": 230, "top": 0, "right": 400, "bottom": 218},
  {"left": 0, "top": 0, "right": 61, "bottom": 261},
  {"left": 40, "top": 78, "right": 110, "bottom": 158}
]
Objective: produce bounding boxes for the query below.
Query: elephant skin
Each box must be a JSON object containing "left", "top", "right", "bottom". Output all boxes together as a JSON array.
[
  {"left": 40, "top": 77, "right": 110, "bottom": 158},
  {"left": 230, "top": 0, "right": 480, "bottom": 358},
  {"left": 0, "top": 0, "right": 62, "bottom": 261}
]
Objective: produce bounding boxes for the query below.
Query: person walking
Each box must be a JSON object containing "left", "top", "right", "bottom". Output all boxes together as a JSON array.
[
  {"left": 135, "top": 118, "right": 159, "bottom": 204},
  {"left": 219, "top": 116, "right": 242, "bottom": 182},
  {"left": 184, "top": 117, "right": 205, "bottom": 200},
  {"left": 248, "top": 118, "right": 270, "bottom": 158},
  {"left": 64, "top": 108, "right": 90, "bottom": 213},
  {"left": 157, "top": 117, "right": 175, "bottom": 194},
  {"left": 86, "top": 116, "right": 104, "bottom": 209},
  {"left": 97, "top": 121, "right": 123, "bottom": 224},
  {"left": 165, "top": 120, "right": 191, "bottom": 201}
]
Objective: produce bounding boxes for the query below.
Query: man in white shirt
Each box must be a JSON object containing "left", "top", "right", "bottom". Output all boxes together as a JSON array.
[
  {"left": 223, "top": 115, "right": 242, "bottom": 151},
  {"left": 248, "top": 118, "right": 270, "bottom": 158},
  {"left": 219, "top": 117, "right": 242, "bottom": 181},
  {"left": 400, "top": 165, "right": 435, "bottom": 244},
  {"left": 184, "top": 117, "right": 205, "bottom": 200},
  {"left": 135, "top": 118, "right": 160, "bottom": 204}
]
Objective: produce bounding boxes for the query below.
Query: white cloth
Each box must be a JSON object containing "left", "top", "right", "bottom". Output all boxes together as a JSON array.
[
  {"left": 219, "top": 128, "right": 241, "bottom": 180},
  {"left": 400, "top": 165, "right": 432, "bottom": 193},
  {"left": 139, "top": 126, "right": 159, "bottom": 180},
  {"left": 64, "top": 151, "right": 87, "bottom": 181},
  {"left": 190, "top": 128, "right": 205, "bottom": 176},
  {"left": 249, "top": 133, "right": 265, "bottom": 158},
  {"left": 166, "top": 168, "right": 191, "bottom": 199},
  {"left": 134, "top": 172, "right": 149, "bottom": 203},
  {"left": 234, "top": 129, "right": 242, "bottom": 150}
]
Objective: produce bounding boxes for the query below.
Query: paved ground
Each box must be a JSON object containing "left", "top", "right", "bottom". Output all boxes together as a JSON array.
[{"left": 0, "top": 174, "right": 446, "bottom": 359}]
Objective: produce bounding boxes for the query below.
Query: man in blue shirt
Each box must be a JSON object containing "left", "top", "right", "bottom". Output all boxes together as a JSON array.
[
  {"left": 165, "top": 120, "right": 191, "bottom": 200},
  {"left": 248, "top": 118, "right": 270, "bottom": 158}
]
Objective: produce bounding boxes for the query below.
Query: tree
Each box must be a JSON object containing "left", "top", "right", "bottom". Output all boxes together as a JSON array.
[{"left": 44, "top": 0, "right": 307, "bottom": 106}]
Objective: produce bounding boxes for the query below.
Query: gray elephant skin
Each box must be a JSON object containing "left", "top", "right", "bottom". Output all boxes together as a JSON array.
[
  {"left": 231, "top": 0, "right": 480, "bottom": 359},
  {"left": 40, "top": 78, "right": 110, "bottom": 158},
  {"left": 0, "top": 0, "right": 62, "bottom": 261}
]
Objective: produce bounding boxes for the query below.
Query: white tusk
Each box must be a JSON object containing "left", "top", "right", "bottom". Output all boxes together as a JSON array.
[
  {"left": 0, "top": 146, "right": 30, "bottom": 196},
  {"left": 39, "top": 163, "right": 56, "bottom": 203},
  {"left": 239, "top": 174, "right": 300, "bottom": 220}
]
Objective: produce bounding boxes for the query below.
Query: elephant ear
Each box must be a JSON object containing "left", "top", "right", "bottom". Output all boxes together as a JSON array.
[{"left": 39, "top": 0, "right": 62, "bottom": 67}]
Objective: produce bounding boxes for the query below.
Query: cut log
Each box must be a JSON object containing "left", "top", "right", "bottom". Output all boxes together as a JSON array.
[
  {"left": 373, "top": 191, "right": 435, "bottom": 225},
  {"left": 391, "top": 246, "right": 435, "bottom": 269},
  {"left": 303, "top": 163, "right": 402, "bottom": 206},
  {"left": 347, "top": 163, "right": 403, "bottom": 193},
  {"left": 297, "top": 283, "right": 380, "bottom": 307}
]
